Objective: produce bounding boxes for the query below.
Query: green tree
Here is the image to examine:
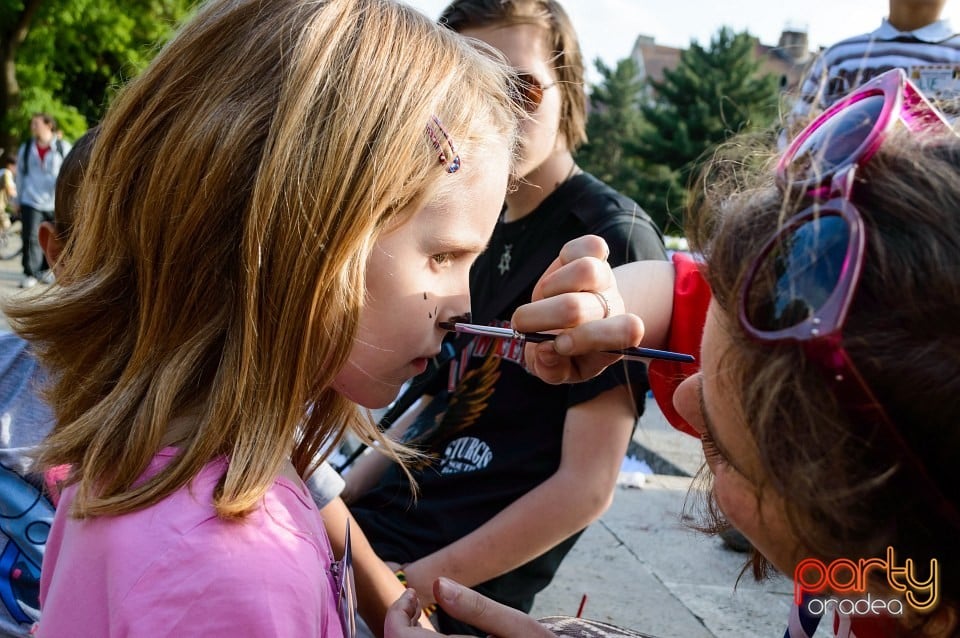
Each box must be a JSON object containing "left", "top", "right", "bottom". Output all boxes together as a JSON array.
[
  {"left": 1, "top": 0, "right": 195, "bottom": 153},
  {"left": 577, "top": 57, "right": 647, "bottom": 202},
  {"left": 638, "top": 27, "right": 779, "bottom": 233}
]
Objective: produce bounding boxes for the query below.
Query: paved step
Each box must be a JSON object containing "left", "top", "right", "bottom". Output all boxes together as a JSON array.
[
  {"left": 530, "top": 398, "right": 795, "bottom": 637},
  {"left": 530, "top": 475, "right": 795, "bottom": 638}
]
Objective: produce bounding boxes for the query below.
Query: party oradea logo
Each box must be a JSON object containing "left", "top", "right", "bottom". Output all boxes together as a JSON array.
[{"left": 794, "top": 547, "right": 939, "bottom": 617}]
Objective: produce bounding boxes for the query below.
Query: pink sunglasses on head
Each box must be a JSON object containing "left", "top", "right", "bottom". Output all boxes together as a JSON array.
[{"left": 739, "top": 68, "right": 960, "bottom": 529}]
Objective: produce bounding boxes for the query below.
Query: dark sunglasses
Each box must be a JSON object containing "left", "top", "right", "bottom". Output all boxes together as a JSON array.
[
  {"left": 512, "top": 72, "right": 556, "bottom": 113},
  {"left": 740, "top": 68, "right": 960, "bottom": 529}
]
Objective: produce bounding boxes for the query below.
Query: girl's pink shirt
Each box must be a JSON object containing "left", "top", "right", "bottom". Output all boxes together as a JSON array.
[{"left": 36, "top": 449, "right": 344, "bottom": 637}]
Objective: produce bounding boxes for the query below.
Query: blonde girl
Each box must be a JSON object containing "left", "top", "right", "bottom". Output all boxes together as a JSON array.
[{"left": 7, "top": 0, "right": 520, "bottom": 635}]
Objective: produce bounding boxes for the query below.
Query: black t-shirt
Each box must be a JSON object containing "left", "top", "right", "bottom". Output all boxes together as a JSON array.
[{"left": 351, "top": 173, "right": 667, "bottom": 632}]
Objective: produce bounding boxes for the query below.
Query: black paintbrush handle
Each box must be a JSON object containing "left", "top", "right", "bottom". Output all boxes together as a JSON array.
[{"left": 523, "top": 331, "right": 695, "bottom": 363}]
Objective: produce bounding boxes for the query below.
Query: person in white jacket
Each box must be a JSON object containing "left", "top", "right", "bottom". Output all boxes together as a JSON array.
[{"left": 13, "top": 113, "right": 70, "bottom": 289}]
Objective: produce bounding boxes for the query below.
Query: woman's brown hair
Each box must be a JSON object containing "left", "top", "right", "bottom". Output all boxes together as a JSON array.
[{"left": 687, "top": 128, "right": 960, "bottom": 629}]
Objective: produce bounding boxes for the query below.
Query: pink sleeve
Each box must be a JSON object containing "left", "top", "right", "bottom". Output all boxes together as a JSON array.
[
  {"left": 647, "top": 253, "right": 711, "bottom": 438},
  {"left": 43, "top": 465, "right": 71, "bottom": 507}
]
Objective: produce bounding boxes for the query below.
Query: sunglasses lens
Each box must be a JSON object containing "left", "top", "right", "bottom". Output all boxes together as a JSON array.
[
  {"left": 746, "top": 214, "right": 849, "bottom": 332},
  {"left": 789, "top": 94, "right": 886, "bottom": 176},
  {"left": 514, "top": 73, "right": 544, "bottom": 113}
]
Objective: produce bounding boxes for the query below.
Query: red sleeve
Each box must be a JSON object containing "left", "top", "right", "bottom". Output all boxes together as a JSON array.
[{"left": 647, "top": 253, "right": 711, "bottom": 438}]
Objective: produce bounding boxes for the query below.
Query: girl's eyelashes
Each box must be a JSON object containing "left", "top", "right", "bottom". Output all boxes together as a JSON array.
[
  {"left": 432, "top": 251, "right": 462, "bottom": 266},
  {"left": 700, "top": 430, "right": 728, "bottom": 465}
]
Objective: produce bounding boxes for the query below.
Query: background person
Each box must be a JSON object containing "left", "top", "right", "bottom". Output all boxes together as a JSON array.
[
  {"left": 13, "top": 114, "right": 69, "bottom": 288},
  {"left": 789, "top": 0, "right": 960, "bottom": 130},
  {"left": 0, "top": 154, "right": 16, "bottom": 229}
]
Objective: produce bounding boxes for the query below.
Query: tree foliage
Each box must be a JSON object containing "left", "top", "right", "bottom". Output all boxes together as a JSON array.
[
  {"left": 1, "top": 0, "right": 195, "bottom": 153},
  {"left": 636, "top": 27, "right": 780, "bottom": 232},
  {"left": 576, "top": 58, "right": 650, "bottom": 212},
  {"left": 577, "top": 28, "right": 780, "bottom": 235}
]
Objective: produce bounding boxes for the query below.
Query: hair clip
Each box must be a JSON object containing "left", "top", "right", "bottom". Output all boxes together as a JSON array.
[{"left": 425, "top": 115, "right": 461, "bottom": 173}]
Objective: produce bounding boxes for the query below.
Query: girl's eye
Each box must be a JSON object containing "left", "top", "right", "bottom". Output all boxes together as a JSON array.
[{"left": 432, "top": 253, "right": 452, "bottom": 265}]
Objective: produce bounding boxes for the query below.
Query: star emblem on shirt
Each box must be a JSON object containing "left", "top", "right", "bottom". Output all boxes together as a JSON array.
[{"left": 498, "top": 243, "right": 512, "bottom": 275}]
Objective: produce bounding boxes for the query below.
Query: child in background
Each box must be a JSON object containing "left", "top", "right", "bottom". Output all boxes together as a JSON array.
[
  {"left": 4, "top": 0, "right": 521, "bottom": 635},
  {"left": 13, "top": 114, "right": 69, "bottom": 288},
  {"left": 391, "top": 68, "right": 960, "bottom": 637},
  {"left": 0, "top": 129, "right": 93, "bottom": 638}
]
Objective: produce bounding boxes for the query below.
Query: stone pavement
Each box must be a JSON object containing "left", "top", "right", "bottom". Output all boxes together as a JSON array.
[
  {"left": 0, "top": 249, "right": 795, "bottom": 637},
  {"left": 529, "top": 400, "right": 795, "bottom": 637}
]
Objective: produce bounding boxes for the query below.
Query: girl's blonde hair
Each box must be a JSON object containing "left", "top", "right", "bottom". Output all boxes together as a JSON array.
[{"left": 6, "top": 0, "right": 519, "bottom": 519}]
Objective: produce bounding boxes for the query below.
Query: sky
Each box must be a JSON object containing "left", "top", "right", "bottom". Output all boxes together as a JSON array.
[{"left": 404, "top": 0, "right": 960, "bottom": 84}]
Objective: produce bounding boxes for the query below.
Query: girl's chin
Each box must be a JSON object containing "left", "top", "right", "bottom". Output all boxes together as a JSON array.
[
  {"left": 410, "top": 357, "right": 429, "bottom": 375},
  {"left": 334, "top": 380, "right": 405, "bottom": 410}
]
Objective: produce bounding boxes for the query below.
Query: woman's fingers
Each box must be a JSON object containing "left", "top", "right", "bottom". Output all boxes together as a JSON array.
[
  {"left": 521, "top": 313, "right": 644, "bottom": 385},
  {"left": 383, "top": 580, "right": 556, "bottom": 638},
  {"left": 549, "top": 313, "right": 646, "bottom": 357},
  {"left": 514, "top": 235, "right": 646, "bottom": 385},
  {"left": 433, "top": 578, "right": 555, "bottom": 638},
  {"left": 383, "top": 589, "right": 428, "bottom": 636},
  {"left": 534, "top": 257, "right": 614, "bottom": 305},
  {"left": 530, "top": 235, "right": 611, "bottom": 303}
]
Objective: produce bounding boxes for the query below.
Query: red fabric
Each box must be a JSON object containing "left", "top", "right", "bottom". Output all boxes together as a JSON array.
[
  {"left": 36, "top": 143, "right": 50, "bottom": 163},
  {"left": 647, "top": 253, "right": 711, "bottom": 438},
  {"left": 845, "top": 612, "right": 900, "bottom": 637}
]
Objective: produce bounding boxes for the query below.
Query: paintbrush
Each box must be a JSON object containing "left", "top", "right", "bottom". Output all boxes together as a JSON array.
[{"left": 439, "top": 321, "right": 695, "bottom": 363}]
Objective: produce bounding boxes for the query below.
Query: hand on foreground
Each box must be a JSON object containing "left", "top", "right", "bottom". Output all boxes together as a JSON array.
[
  {"left": 383, "top": 578, "right": 555, "bottom": 638},
  {"left": 512, "top": 235, "right": 644, "bottom": 385}
]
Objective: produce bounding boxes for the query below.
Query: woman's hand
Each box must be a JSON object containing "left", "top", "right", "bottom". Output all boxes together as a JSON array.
[
  {"left": 383, "top": 578, "right": 555, "bottom": 638},
  {"left": 512, "top": 235, "right": 644, "bottom": 385}
]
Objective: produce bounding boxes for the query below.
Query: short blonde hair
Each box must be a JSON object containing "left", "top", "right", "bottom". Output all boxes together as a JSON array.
[{"left": 7, "top": 0, "right": 519, "bottom": 519}]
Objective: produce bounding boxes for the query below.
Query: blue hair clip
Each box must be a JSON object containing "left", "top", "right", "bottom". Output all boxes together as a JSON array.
[{"left": 425, "top": 115, "right": 461, "bottom": 173}]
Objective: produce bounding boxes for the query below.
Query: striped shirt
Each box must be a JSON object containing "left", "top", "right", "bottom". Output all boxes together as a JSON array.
[
  {"left": 783, "top": 600, "right": 899, "bottom": 638},
  {"left": 790, "top": 18, "right": 960, "bottom": 126}
]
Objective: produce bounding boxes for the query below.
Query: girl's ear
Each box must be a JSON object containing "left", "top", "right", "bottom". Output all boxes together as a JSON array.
[{"left": 38, "top": 220, "right": 64, "bottom": 268}]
